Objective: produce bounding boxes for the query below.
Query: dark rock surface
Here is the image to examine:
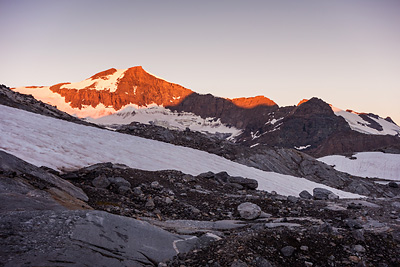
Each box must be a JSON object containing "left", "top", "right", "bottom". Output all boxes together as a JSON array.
[
  {"left": 0, "top": 210, "right": 206, "bottom": 266},
  {"left": 299, "top": 190, "right": 313, "bottom": 199},
  {"left": 309, "top": 130, "right": 400, "bottom": 157},
  {"left": 237, "top": 98, "right": 349, "bottom": 150},
  {"left": 0, "top": 151, "right": 88, "bottom": 202},
  {"left": 235, "top": 97, "right": 400, "bottom": 157},
  {"left": 313, "top": 188, "right": 339, "bottom": 200},
  {"left": 167, "top": 92, "right": 277, "bottom": 130}
]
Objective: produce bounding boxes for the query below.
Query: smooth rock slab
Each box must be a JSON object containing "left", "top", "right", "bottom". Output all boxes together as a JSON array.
[{"left": 0, "top": 210, "right": 204, "bottom": 266}]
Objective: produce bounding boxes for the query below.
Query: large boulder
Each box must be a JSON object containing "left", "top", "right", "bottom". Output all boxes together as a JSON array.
[
  {"left": 108, "top": 177, "right": 131, "bottom": 188},
  {"left": 299, "top": 190, "right": 313, "bottom": 199},
  {"left": 228, "top": 176, "right": 258, "bottom": 190},
  {"left": 92, "top": 175, "right": 110, "bottom": 188},
  {"left": 313, "top": 188, "right": 339, "bottom": 200},
  {"left": 237, "top": 202, "right": 262, "bottom": 220}
]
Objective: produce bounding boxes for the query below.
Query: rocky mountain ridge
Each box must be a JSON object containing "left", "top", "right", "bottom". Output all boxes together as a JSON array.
[{"left": 10, "top": 66, "right": 400, "bottom": 157}]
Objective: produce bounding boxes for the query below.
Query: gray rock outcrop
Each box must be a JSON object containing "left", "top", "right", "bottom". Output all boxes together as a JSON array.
[
  {"left": 0, "top": 151, "right": 88, "bottom": 202},
  {"left": 0, "top": 210, "right": 204, "bottom": 266}
]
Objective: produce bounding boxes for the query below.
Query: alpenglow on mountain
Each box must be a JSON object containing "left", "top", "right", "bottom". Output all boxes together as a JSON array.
[{"left": 13, "top": 66, "right": 400, "bottom": 157}]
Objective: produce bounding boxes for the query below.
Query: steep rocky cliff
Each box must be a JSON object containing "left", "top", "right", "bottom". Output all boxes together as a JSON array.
[{"left": 167, "top": 93, "right": 278, "bottom": 129}]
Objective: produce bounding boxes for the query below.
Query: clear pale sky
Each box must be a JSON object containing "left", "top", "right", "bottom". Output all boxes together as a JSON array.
[{"left": 1, "top": 0, "right": 399, "bottom": 123}]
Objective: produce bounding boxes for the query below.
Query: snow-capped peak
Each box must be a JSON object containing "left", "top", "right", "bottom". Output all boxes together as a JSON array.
[{"left": 12, "top": 66, "right": 193, "bottom": 118}]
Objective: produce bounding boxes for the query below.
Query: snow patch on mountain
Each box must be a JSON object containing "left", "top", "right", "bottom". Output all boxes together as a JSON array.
[
  {"left": 318, "top": 152, "right": 400, "bottom": 181},
  {"left": 87, "top": 104, "right": 242, "bottom": 136},
  {"left": 12, "top": 86, "right": 240, "bottom": 136},
  {"left": 12, "top": 86, "right": 116, "bottom": 118},
  {"left": 0, "top": 104, "right": 361, "bottom": 198},
  {"left": 332, "top": 106, "right": 400, "bottom": 136},
  {"left": 61, "top": 69, "right": 127, "bottom": 92},
  {"left": 295, "top": 145, "right": 311, "bottom": 151}
]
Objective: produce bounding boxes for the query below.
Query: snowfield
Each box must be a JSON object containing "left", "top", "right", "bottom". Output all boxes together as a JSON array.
[
  {"left": 12, "top": 86, "right": 118, "bottom": 118},
  {"left": 61, "top": 69, "right": 127, "bottom": 92},
  {"left": 319, "top": 152, "right": 400, "bottom": 181},
  {"left": 88, "top": 104, "right": 242, "bottom": 137},
  {"left": 332, "top": 106, "right": 400, "bottom": 136},
  {"left": 0, "top": 105, "right": 361, "bottom": 198}
]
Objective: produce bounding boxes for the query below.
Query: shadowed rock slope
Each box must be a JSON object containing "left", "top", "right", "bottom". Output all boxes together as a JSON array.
[{"left": 0, "top": 84, "right": 96, "bottom": 126}]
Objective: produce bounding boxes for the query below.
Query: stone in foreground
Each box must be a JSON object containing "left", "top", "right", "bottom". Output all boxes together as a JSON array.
[{"left": 237, "top": 202, "right": 262, "bottom": 220}]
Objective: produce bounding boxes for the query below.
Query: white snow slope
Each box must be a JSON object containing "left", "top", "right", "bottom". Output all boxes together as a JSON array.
[
  {"left": 12, "top": 86, "right": 117, "bottom": 118},
  {"left": 319, "top": 152, "right": 400, "bottom": 181},
  {"left": 88, "top": 104, "right": 242, "bottom": 137},
  {"left": 61, "top": 69, "right": 127, "bottom": 93},
  {"left": 332, "top": 106, "right": 400, "bottom": 136},
  {"left": 0, "top": 104, "right": 361, "bottom": 198}
]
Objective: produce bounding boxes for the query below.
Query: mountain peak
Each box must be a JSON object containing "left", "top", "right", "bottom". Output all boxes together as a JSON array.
[
  {"left": 40, "top": 66, "right": 194, "bottom": 113},
  {"left": 229, "top": 95, "right": 277, "bottom": 109},
  {"left": 297, "top": 99, "right": 308, "bottom": 106},
  {"left": 291, "top": 97, "right": 336, "bottom": 118}
]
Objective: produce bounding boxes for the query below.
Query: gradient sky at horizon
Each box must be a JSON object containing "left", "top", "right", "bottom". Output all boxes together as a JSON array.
[{"left": 1, "top": 0, "right": 399, "bottom": 123}]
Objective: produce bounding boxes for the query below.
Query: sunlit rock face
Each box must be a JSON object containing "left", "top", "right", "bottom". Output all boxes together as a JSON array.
[
  {"left": 229, "top": 95, "right": 276, "bottom": 108},
  {"left": 49, "top": 66, "right": 194, "bottom": 110}
]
